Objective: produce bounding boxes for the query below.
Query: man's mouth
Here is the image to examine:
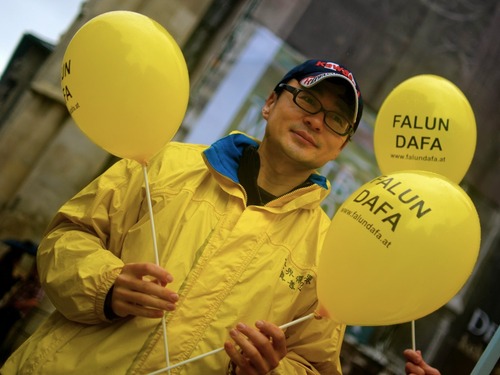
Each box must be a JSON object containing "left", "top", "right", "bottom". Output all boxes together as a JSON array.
[{"left": 293, "top": 130, "right": 317, "bottom": 147}]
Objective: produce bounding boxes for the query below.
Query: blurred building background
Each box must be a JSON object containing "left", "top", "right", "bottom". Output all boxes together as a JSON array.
[{"left": 0, "top": 0, "right": 499, "bottom": 373}]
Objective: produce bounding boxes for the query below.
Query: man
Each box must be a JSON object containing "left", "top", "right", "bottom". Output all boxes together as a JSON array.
[{"left": 1, "top": 59, "right": 437, "bottom": 375}]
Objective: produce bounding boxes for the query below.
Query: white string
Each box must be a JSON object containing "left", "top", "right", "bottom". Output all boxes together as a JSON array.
[
  {"left": 411, "top": 320, "right": 416, "bottom": 351},
  {"left": 142, "top": 164, "right": 171, "bottom": 375},
  {"left": 147, "top": 313, "right": 317, "bottom": 375}
]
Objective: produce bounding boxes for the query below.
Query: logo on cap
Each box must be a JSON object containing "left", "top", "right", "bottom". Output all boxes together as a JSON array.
[
  {"left": 314, "top": 61, "right": 359, "bottom": 96},
  {"left": 300, "top": 73, "right": 340, "bottom": 88}
]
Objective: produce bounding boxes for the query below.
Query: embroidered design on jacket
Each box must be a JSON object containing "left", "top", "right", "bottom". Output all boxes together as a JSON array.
[{"left": 279, "top": 258, "right": 314, "bottom": 291}]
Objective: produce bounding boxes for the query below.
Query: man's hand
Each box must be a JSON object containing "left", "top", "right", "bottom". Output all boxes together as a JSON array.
[
  {"left": 404, "top": 349, "right": 441, "bottom": 375},
  {"left": 111, "top": 262, "right": 179, "bottom": 318},
  {"left": 224, "top": 320, "right": 287, "bottom": 375}
]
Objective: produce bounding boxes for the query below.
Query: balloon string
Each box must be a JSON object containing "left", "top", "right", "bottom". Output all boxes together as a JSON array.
[
  {"left": 142, "top": 164, "right": 171, "bottom": 374},
  {"left": 411, "top": 320, "right": 416, "bottom": 351},
  {"left": 146, "top": 313, "right": 317, "bottom": 375}
]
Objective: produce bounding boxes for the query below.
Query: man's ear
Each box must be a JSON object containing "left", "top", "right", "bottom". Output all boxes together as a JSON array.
[
  {"left": 340, "top": 137, "right": 350, "bottom": 150},
  {"left": 329, "top": 138, "right": 350, "bottom": 162},
  {"left": 262, "top": 91, "right": 278, "bottom": 120}
]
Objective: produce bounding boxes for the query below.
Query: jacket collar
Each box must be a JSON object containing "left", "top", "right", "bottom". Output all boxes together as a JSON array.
[{"left": 203, "top": 132, "right": 329, "bottom": 190}]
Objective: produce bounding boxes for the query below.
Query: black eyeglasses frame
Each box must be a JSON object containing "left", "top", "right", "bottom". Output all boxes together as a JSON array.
[{"left": 277, "top": 83, "right": 354, "bottom": 137}]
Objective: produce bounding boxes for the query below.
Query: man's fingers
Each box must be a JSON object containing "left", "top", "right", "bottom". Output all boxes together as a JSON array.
[
  {"left": 226, "top": 331, "right": 263, "bottom": 375},
  {"left": 224, "top": 341, "right": 257, "bottom": 375},
  {"left": 112, "top": 288, "right": 177, "bottom": 318},
  {"left": 403, "top": 349, "right": 421, "bottom": 363},
  {"left": 225, "top": 321, "right": 285, "bottom": 374},
  {"left": 113, "top": 300, "right": 165, "bottom": 319},
  {"left": 111, "top": 262, "right": 179, "bottom": 318},
  {"left": 405, "top": 362, "right": 425, "bottom": 375},
  {"left": 114, "top": 287, "right": 177, "bottom": 309},
  {"left": 403, "top": 349, "right": 441, "bottom": 375},
  {"left": 116, "top": 273, "right": 178, "bottom": 301},
  {"left": 122, "top": 262, "right": 174, "bottom": 285},
  {"left": 255, "top": 320, "right": 287, "bottom": 355}
]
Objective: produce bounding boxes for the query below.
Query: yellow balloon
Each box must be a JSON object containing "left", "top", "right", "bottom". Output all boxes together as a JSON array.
[
  {"left": 61, "top": 11, "right": 189, "bottom": 164},
  {"left": 374, "top": 75, "right": 476, "bottom": 183},
  {"left": 317, "top": 171, "right": 480, "bottom": 326}
]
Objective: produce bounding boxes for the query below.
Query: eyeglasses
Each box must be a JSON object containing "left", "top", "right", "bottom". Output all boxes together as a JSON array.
[{"left": 277, "top": 83, "right": 353, "bottom": 136}]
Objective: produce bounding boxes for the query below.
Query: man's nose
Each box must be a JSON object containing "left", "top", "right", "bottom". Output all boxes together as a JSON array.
[{"left": 304, "top": 111, "right": 326, "bottom": 132}]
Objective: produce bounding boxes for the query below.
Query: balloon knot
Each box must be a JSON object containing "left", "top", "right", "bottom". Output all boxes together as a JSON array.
[{"left": 313, "top": 311, "right": 324, "bottom": 320}]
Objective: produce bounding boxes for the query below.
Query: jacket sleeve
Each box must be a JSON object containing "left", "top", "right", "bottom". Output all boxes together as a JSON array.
[{"left": 37, "top": 158, "right": 146, "bottom": 324}]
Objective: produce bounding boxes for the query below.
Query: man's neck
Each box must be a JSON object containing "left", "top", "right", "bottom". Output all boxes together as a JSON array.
[{"left": 257, "top": 150, "right": 313, "bottom": 197}]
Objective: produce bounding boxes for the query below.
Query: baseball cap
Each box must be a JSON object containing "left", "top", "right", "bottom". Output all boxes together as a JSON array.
[{"left": 275, "top": 59, "right": 363, "bottom": 132}]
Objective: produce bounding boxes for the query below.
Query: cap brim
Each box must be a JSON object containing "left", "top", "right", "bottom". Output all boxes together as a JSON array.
[{"left": 299, "top": 73, "right": 359, "bottom": 125}]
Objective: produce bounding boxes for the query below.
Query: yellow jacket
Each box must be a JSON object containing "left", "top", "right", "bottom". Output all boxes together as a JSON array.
[{"left": 2, "top": 133, "right": 345, "bottom": 374}]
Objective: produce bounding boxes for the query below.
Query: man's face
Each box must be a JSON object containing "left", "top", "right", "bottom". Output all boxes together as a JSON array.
[{"left": 261, "top": 79, "right": 352, "bottom": 171}]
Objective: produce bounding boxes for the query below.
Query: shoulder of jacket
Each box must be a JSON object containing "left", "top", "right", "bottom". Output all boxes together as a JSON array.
[{"left": 148, "top": 142, "right": 208, "bottom": 169}]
